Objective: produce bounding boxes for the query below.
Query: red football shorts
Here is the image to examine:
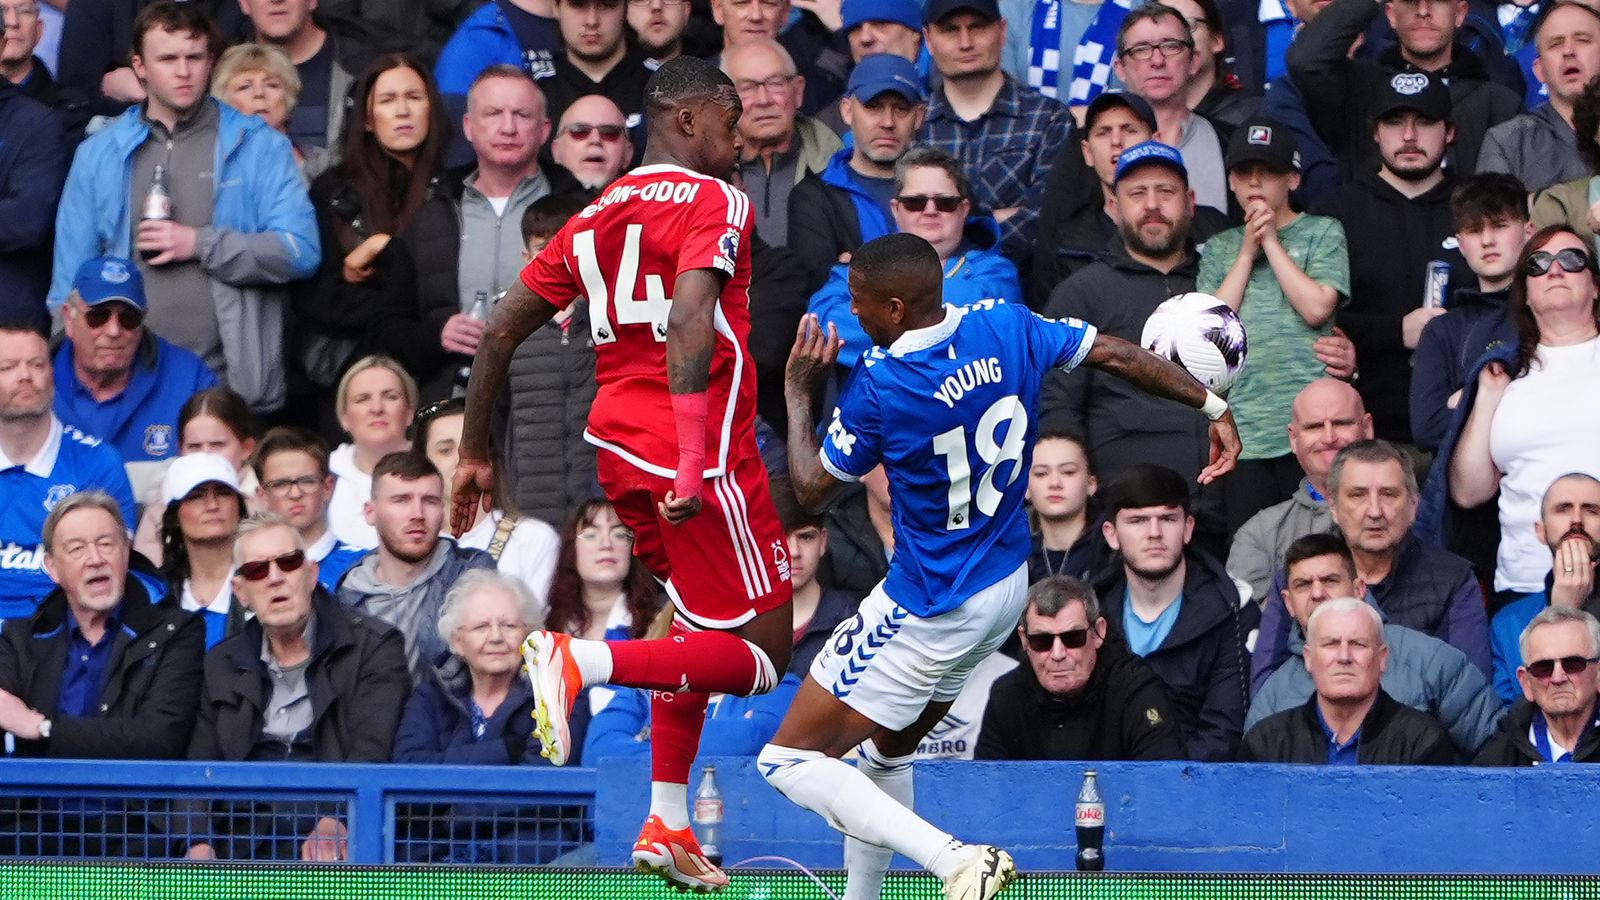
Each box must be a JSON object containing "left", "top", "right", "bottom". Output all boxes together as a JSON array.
[{"left": 597, "top": 442, "right": 793, "bottom": 630}]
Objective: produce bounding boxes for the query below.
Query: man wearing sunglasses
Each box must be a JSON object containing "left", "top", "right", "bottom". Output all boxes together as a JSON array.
[
  {"left": 1475, "top": 605, "right": 1600, "bottom": 764},
  {"left": 1240, "top": 596, "right": 1455, "bottom": 765},
  {"left": 1247, "top": 533, "right": 1505, "bottom": 760},
  {"left": 976, "top": 575, "right": 1186, "bottom": 761},
  {"left": 549, "top": 94, "right": 635, "bottom": 190},
  {"left": 187, "top": 512, "right": 410, "bottom": 860},
  {"left": 51, "top": 256, "right": 217, "bottom": 502}
]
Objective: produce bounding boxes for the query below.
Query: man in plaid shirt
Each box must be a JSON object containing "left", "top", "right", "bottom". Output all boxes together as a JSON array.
[{"left": 917, "top": 0, "right": 1075, "bottom": 265}]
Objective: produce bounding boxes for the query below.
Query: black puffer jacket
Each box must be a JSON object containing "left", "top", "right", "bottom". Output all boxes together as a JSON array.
[
  {"left": 1096, "top": 551, "right": 1258, "bottom": 762},
  {"left": 503, "top": 305, "right": 600, "bottom": 526},
  {"left": 1241, "top": 689, "right": 1456, "bottom": 765}
]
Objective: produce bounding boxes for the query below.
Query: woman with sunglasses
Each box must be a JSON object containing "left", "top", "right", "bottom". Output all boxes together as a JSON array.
[
  {"left": 134, "top": 387, "right": 261, "bottom": 566},
  {"left": 290, "top": 54, "right": 450, "bottom": 431},
  {"left": 1424, "top": 226, "right": 1600, "bottom": 607},
  {"left": 805, "top": 146, "right": 1025, "bottom": 370},
  {"left": 156, "top": 453, "right": 251, "bottom": 650}
]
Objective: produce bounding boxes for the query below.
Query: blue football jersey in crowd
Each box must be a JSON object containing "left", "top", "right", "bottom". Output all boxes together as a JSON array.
[
  {"left": 818, "top": 299, "right": 1096, "bottom": 617},
  {"left": 0, "top": 417, "right": 137, "bottom": 620}
]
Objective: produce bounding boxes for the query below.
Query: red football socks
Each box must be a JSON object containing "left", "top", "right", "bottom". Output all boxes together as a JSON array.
[
  {"left": 607, "top": 628, "right": 766, "bottom": 696},
  {"left": 649, "top": 689, "right": 710, "bottom": 783}
]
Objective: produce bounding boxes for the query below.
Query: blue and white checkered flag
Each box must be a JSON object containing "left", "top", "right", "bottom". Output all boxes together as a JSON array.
[{"left": 1067, "top": 0, "right": 1135, "bottom": 106}]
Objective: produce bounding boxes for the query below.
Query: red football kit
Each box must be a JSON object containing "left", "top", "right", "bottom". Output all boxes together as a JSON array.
[{"left": 521, "top": 164, "right": 792, "bottom": 629}]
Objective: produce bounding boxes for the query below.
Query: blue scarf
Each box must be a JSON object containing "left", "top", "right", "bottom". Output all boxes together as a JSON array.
[
  {"left": 1066, "top": 0, "right": 1134, "bottom": 105},
  {"left": 1028, "top": 0, "right": 1064, "bottom": 98}
]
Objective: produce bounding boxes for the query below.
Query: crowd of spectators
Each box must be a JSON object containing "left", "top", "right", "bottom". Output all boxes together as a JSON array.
[{"left": 4, "top": 0, "right": 1600, "bottom": 863}]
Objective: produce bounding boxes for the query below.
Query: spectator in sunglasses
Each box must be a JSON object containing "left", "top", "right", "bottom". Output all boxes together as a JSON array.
[
  {"left": 1425, "top": 225, "right": 1600, "bottom": 605},
  {"left": 1248, "top": 533, "right": 1504, "bottom": 760},
  {"left": 549, "top": 94, "right": 634, "bottom": 190},
  {"left": 1241, "top": 596, "right": 1456, "bottom": 765},
  {"left": 186, "top": 512, "right": 409, "bottom": 860},
  {"left": 51, "top": 256, "right": 218, "bottom": 499},
  {"left": 1487, "top": 474, "right": 1600, "bottom": 703},
  {"left": 805, "top": 146, "right": 1023, "bottom": 369},
  {"left": 1475, "top": 605, "right": 1600, "bottom": 764},
  {"left": 975, "top": 575, "right": 1185, "bottom": 761}
]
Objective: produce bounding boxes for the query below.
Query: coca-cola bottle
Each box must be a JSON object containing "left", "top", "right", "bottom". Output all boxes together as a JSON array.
[
  {"left": 1075, "top": 769, "right": 1105, "bottom": 871},
  {"left": 693, "top": 765, "right": 724, "bottom": 866},
  {"left": 141, "top": 164, "right": 173, "bottom": 263}
]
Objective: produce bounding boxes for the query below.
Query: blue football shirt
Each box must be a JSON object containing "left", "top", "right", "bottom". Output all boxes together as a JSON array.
[
  {"left": 0, "top": 417, "right": 137, "bottom": 620},
  {"left": 819, "top": 300, "right": 1096, "bottom": 617}
]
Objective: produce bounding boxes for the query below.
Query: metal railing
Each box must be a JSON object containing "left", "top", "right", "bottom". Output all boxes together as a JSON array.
[{"left": 0, "top": 760, "right": 597, "bottom": 864}]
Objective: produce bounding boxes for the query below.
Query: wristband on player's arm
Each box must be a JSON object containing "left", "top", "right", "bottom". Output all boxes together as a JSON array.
[
  {"left": 1200, "top": 390, "right": 1228, "bottom": 422},
  {"left": 671, "top": 392, "right": 709, "bottom": 497}
]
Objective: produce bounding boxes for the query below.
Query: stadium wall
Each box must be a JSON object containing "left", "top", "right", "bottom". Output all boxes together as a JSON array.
[{"left": 594, "top": 758, "right": 1600, "bottom": 873}]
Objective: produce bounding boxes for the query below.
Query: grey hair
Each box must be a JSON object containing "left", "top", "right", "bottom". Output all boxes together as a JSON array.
[
  {"left": 42, "top": 491, "right": 127, "bottom": 555},
  {"left": 231, "top": 511, "right": 306, "bottom": 568},
  {"left": 718, "top": 38, "right": 798, "bottom": 78},
  {"left": 1519, "top": 605, "right": 1600, "bottom": 665},
  {"left": 894, "top": 145, "right": 973, "bottom": 201},
  {"left": 1327, "top": 439, "right": 1418, "bottom": 501},
  {"left": 1025, "top": 576, "right": 1100, "bottom": 623},
  {"left": 1305, "top": 596, "right": 1386, "bottom": 646},
  {"left": 436, "top": 569, "right": 545, "bottom": 646}
]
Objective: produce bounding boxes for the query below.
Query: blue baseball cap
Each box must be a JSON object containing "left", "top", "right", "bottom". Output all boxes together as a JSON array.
[
  {"left": 842, "top": 0, "right": 922, "bottom": 31},
  {"left": 846, "top": 53, "right": 924, "bottom": 103},
  {"left": 72, "top": 256, "right": 147, "bottom": 311},
  {"left": 1113, "top": 140, "right": 1188, "bottom": 185}
]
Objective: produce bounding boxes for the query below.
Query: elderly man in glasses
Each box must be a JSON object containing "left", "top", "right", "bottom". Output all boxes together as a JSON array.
[
  {"left": 185, "top": 511, "right": 409, "bottom": 860},
  {"left": 975, "top": 575, "right": 1185, "bottom": 761},
  {"left": 550, "top": 94, "right": 634, "bottom": 191},
  {"left": 1475, "top": 605, "right": 1600, "bottom": 765},
  {"left": 51, "top": 256, "right": 217, "bottom": 499}
]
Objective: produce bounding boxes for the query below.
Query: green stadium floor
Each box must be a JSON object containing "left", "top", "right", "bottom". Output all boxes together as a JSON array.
[{"left": 2, "top": 866, "right": 1597, "bottom": 900}]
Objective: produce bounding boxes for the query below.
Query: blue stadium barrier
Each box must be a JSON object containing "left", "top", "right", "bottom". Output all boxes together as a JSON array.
[{"left": 4, "top": 758, "right": 1600, "bottom": 872}]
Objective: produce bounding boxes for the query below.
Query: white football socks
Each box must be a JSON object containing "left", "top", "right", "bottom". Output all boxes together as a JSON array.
[
  {"left": 650, "top": 781, "right": 690, "bottom": 831},
  {"left": 565, "top": 635, "right": 613, "bottom": 686},
  {"left": 844, "top": 741, "right": 916, "bottom": 900},
  {"left": 756, "top": 744, "right": 963, "bottom": 878}
]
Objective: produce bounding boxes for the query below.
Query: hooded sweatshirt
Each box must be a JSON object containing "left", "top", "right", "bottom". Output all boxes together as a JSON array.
[
  {"left": 338, "top": 539, "right": 497, "bottom": 677},
  {"left": 327, "top": 443, "right": 377, "bottom": 550}
]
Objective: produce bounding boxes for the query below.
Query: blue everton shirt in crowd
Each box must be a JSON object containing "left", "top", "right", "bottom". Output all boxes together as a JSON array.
[{"left": 0, "top": 417, "right": 137, "bottom": 621}]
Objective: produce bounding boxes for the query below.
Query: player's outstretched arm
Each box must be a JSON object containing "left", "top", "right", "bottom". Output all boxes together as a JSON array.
[
  {"left": 453, "top": 279, "right": 559, "bottom": 536},
  {"left": 1083, "top": 333, "right": 1243, "bottom": 484},
  {"left": 785, "top": 315, "right": 848, "bottom": 512},
  {"left": 659, "top": 268, "right": 725, "bottom": 525}
]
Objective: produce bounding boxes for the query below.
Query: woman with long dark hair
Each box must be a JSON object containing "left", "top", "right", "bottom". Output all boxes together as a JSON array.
[
  {"left": 158, "top": 453, "right": 251, "bottom": 649},
  {"left": 291, "top": 53, "right": 451, "bottom": 421},
  {"left": 1438, "top": 225, "right": 1600, "bottom": 600},
  {"left": 544, "top": 499, "right": 662, "bottom": 643}
]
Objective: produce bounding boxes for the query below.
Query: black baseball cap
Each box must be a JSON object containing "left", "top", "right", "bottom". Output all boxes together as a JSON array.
[
  {"left": 1084, "top": 91, "right": 1158, "bottom": 134},
  {"left": 1372, "top": 70, "right": 1453, "bottom": 122},
  {"left": 924, "top": 0, "right": 1000, "bottom": 25},
  {"left": 1226, "top": 118, "right": 1301, "bottom": 173}
]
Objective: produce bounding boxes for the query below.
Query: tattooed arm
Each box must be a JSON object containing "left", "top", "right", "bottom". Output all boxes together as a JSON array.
[
  {"left": 452, "top": 279, "right": 559, "bottom": 535},
  {"left": 1083, "top": 333, "right": 1243, "bottom": 483},
  {"left": 785, "top": 316, "right": 848, "bottom": 513},
  {"left": 659, "top": 268, "right": 727, "bottom": 525}
]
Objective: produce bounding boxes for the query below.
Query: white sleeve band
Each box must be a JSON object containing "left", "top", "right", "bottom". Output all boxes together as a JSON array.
[{"left": 1200, "top": 390, "right": 1229, "bottom": 422}]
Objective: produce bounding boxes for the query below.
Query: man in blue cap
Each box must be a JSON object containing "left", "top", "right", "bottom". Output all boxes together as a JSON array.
[
  {"left": 815, "top": 0, "right": 930, "bottom": 134},
  {"left": 790, "top": 53, "right": 928, "bottom": 286},
  {"left": 51, "top": 256, "right": 217, "bottom": 500}
]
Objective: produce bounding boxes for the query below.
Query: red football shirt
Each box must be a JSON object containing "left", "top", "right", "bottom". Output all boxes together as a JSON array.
[{"left": 520, "top": 164, "right": 757, "bottom": 479}]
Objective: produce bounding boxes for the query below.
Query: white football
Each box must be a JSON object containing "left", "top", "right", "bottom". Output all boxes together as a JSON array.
[{"left": 1139, "top": 292, "right": 1248, "bottom": 396}]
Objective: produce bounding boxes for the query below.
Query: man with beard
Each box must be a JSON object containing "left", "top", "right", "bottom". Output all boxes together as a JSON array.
[
  {"left": 627, "top": 0, "right": 689, "bottom": 65},
  {"left": 0, "top": 323, "right": 136, "bottom": 622},
  {"left": 1310, "top": 72, "right": 1471, "bottom": 446},
  {"left": 1041, "top": 141, "right": 1225, "bottom": 547},
  {"left": 1475, "top": 605, "right": 1600, "bottom": 764},
  {"left": 336, "top": 451, "right": 494, "bottom": 678},
  {"left": 1092, "top": 463, "right": 1256, "bottom": 762},
  {"left": 1488, "top": 474, "right": 1600, "bottom": 702},
  {"left": 788, "top": 53, "right": 926, "bottom": 287},
  {"left": 535, "top": 0, "right": 653, "bottom": 146}
]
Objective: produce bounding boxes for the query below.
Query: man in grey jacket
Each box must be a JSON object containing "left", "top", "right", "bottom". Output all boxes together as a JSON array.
[
  {"left": 337, "top": 451, "right": 495, "bottom": 677},
  {"left": 1228, "top": 378, "right": 1372, "bottom": 607},
  {"left": 1477, "top": 1, "right": 1600, "bottom": 193},
  {"left": 1248, "top": 533, "right": 1505, "bottom": 759}
]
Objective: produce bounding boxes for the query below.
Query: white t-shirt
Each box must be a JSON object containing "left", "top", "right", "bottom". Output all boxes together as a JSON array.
[
  {"left": 1489, "top": 337, "right": 1600, "bottom": 591},
  {"left": 457, "top": 509, "right": 561, "bottom": 620},
  {"left": 327, "top": 443, "right": 378, "bottom": 550}
]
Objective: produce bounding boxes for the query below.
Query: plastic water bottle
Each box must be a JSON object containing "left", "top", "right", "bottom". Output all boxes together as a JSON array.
[
  {"left": 693, "top": 765, "right": 724, "bottom": 866},
  {"left": 1075, "top": 769, "right": 1105, "bottom": 871}
]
